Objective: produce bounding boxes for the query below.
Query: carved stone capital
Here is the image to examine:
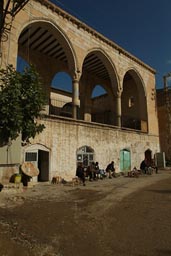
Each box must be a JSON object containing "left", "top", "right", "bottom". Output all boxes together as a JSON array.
[
  {"left": 73, "top": 69, "right": 81, "bottom": 82},
  {"left": 116, "top": 90, "right": 122, "bottom": 98}
]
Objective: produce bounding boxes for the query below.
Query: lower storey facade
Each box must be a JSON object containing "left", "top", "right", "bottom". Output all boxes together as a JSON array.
[
  {"left": 20, "top": 116, "right": 160, "bottom": 182},
  {"left": 0, "top": 116, "right": 160, "bottom": 183}
]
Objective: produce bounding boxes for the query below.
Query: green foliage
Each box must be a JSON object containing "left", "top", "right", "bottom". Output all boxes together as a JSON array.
[{"left": 0, "top": 65, "right": 46, "bottom": 145}]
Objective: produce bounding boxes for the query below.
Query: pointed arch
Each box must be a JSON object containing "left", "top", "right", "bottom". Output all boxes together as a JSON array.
[
  {"left": 17, "top": 18, "right": 78, "bottom": 76},
  {"left": 121, "top": 68, "right": 148, "bottom": 131},
  {"left": 80, "top": 48, "right": 120, "bottom": 125},
  {"left": 122, "top": 67, "right": 147, "bottom": 96},
  {"left": 81, "top": 48, "right": 119, "bottom": 95}
]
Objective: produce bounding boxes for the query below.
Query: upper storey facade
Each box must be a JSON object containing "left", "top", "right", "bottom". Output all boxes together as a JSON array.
[{"left": 1, "top": 0, "right": 158, "bottom": 135}]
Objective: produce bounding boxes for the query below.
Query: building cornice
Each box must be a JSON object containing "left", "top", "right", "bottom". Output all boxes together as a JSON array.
[{"left": 34, "top": 0, "right": 155, "bottom": 74}]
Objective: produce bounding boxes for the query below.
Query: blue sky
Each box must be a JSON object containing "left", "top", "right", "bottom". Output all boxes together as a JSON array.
[{"left": 50, "top": 0, "right": 171, "bottom": 89}]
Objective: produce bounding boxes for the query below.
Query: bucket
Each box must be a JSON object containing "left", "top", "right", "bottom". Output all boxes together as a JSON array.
[{"left": 14, "top": 174, "right": 21, "bottom": 184}]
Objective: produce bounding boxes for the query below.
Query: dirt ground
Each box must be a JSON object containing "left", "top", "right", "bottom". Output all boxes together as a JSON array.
[{"left": 1, "top": 169, "right": 171, "bottom": 256}]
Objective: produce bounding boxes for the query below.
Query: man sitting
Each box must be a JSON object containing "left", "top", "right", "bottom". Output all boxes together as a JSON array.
[{"left": 106, "top": 161, "right": 115, "bottom": 178}]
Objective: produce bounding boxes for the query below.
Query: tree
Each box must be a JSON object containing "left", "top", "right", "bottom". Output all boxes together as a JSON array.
[
  {"left": 0, "top": 0, "right": 30, "bottom": 42},
  {"left": 0, "top": 65, "right": 46, "bottom": 145}
]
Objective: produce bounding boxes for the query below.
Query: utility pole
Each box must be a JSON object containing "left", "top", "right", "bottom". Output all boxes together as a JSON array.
[{"left": 164, "top": 72, "right": 171, "bottom": 160}]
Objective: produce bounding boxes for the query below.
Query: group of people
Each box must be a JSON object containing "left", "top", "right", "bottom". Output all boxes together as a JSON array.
[
  {"left": 140, "top": 158, "right": 158, "bottom": 174},
  {"left": 76, "top": 157, "right": 158, "bottom": 186},
  {"left": 76, "top": 161, "right": 116, "bottom": 186}
]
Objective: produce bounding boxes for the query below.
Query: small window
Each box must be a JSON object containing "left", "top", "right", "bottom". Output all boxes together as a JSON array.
[
  {"left": 128, "top": 96, "right": 134, "bottom": 108},
  {"left": 25, "top": 152, "right": 37, "bottom": 162}
]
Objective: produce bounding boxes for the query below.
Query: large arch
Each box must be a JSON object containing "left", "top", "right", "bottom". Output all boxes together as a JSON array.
[
  {"left": 81, "top": 48, "right": 119, "bottom": 94},
  {"left": 121, "top": 68, "right": 148, "bottom": 131},
  {"left": 79, "top": 49, "right": 119, "bottom": 125},
  {"left": 17, "top": 19, "right": 78, "bottom": 76},
  {"left": 17, "top": 19, "right": 78, "bottom": 115}
]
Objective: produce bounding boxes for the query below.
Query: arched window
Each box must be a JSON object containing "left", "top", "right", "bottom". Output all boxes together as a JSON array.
[
  {"left": 77, "top": 146, "right": 94, "bottom": 167},
  {"left": 51, "top": 72, "right": 72, "bottom": 92}
]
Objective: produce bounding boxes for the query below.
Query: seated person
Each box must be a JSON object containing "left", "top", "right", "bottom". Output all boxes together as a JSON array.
[
  {"left": 106, "top": 161, "right": 115, "bottom": 178},
  {"left": 151, "top": 159, "right": 158, "bottom": 174},
  {"left": 86, "top": 162, "right": 97, "bottom": 181},
  {"left": 95, "top": 162, "right": 101, "bottom": 179},
  {"left": 140, "top": 159, "right": 155, "bottom": 175},
  {"left": 128, "top": 167, "right": 140, "bottom": 177},
  {"left": 140, "top": 160, "right": 148, "bottom": 174},
  {"left": 99, "top": 169, "right": 107, "bottom": 179},
  {"left": 76, "top": 163, "right": 86, "bottom": 186}
]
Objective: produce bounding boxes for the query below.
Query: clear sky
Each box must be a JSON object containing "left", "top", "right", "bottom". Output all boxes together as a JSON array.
[{"left": 50, "top": 0, "right": 171, "bottom": 89}]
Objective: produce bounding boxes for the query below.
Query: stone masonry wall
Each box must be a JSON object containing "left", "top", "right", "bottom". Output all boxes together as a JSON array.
[{"left": 28, "top": 117, "right": 160, "bottom": 180}]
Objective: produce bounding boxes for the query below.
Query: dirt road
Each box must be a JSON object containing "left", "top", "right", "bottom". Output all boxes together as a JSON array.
[{"left": 0, "top": 170, "right": 171, "bottom": 256}]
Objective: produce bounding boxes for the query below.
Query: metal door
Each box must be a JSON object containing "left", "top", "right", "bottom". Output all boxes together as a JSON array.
[{"left": 120, "top": 149, "right": 131, "bottom": 171}]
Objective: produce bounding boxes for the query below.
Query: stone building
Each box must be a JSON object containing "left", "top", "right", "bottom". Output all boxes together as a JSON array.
[
  {"left": 0, "top": 0, "right": 160, "bottom": 182},
  {"left": 157, "top": 87, "right": 171, "bottom": 163}
]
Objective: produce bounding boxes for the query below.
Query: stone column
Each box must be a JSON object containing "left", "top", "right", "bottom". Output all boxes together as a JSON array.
[
  {"left": 72, "top": 78, "right": 80, "bottom": 119},
  {"left": 116, "top": 92, "right": 122, "bottom": 127}
]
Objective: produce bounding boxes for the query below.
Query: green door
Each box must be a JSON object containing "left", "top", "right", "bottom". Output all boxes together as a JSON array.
[{"left": 120, "top": 149, "right": 131, "bottom": 171}]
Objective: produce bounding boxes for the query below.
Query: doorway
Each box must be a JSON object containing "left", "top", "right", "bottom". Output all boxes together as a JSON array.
[
  {"left": 38, "top": 150, "right": 49, "bottom": 181},
  {"left": 120, "top": 149, "right": 131, "bottom": 172},
  {"left": 25, "top": 148, "right": 49, "bottom": 182}
]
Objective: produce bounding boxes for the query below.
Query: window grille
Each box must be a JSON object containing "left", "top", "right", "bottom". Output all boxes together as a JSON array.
[{"left": 25, "top": 152, "right": 37, "bottom": 162}]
